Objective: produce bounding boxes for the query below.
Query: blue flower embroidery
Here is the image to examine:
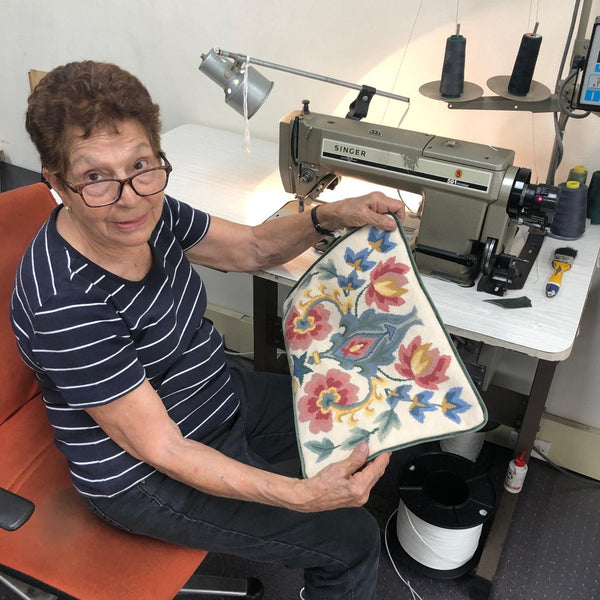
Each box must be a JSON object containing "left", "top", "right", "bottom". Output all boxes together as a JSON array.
[
  {"left": 368, "top": 228, "right": 397, "bottom": 253},
  {"left": 344, "top": 247, "right": 376, "bottom": 272},
  {"left": 407, "top": 390, "right": 437, "bottom": 423},
  {"left": 337, "top": 270, "right": 365, "bottom": 292},
  {"left": 291, "top": 353, "right": 312, "bottom": 386},
  {"left": 441, "top": 387, "right": 471, "bottom": 423},
  {"left": 387, "top": 385, "right": 412, "bottom": 409}
]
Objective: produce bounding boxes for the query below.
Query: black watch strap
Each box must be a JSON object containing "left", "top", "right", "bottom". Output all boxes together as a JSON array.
[{"left": 310, "top": 205, "right": 333, "bottom": 236}]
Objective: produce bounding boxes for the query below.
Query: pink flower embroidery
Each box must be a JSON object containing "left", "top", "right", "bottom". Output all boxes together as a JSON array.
[
  {"left": 365, "top": 257, "right": 409, "bottom": 312},
  {"left": 284, "top": 304, "right": 332, "bottom": 351},
  {"left": 395, "top": 336, "right": 451, "bottom": 390},
  {"left": 340, "top": 336, "right": 376, "bottom": 359},
  {"left": 297, "top": 370, "right": 360, "bottom": 434}
]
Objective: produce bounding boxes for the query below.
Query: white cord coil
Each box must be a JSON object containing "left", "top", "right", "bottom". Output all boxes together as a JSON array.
[
  {"left": 440, "top": 431, "right": 485, "bottom": 462},
  {"left": 396, "top": 498, "right": 482, "bottom": 571}
]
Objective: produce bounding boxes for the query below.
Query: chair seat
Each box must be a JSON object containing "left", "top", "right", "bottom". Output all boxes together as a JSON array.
[{"left": 0, "top": 395, "right": 206, "bottom": 600}]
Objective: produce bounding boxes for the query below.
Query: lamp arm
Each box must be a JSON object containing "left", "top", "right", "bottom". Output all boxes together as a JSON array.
[{"left": 214, "top": 48, "right": 410, "bottom": 104}]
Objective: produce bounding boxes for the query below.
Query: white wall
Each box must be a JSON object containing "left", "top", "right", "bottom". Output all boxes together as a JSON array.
[
  {"left": 3, "top": 0, "right": 599, "bottom": 181},
  {"left": 1, "top": 0, "right": 599, "bottom": 428}
]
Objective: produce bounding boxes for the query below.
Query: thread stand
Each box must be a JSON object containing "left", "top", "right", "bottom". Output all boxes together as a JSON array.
[
  {"left": 486, "top": 75, "right": 551, "bottom": 103},
  {"left": 445, "top": 93, "right": 559, "bottom": 112},
  {"left": 419, "top": 80, "right": 484, "bottom": 103}
]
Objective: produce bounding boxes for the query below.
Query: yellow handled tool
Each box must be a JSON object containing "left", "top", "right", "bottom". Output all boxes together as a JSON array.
[{"left": 545, "top": 247, "right": 577, "bottom": 297}]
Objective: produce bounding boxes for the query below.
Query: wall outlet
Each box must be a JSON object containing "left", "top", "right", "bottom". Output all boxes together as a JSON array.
[
  {"left": 508, "top": 429, "right": 551, "bottom": 459},
  {"left": 532, "top": 440, "right": 551, "bottom": 459}
]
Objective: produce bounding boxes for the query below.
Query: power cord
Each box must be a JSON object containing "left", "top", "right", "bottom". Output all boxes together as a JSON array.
[
  {"left": 224, "top": 349, "right": 255, "bottom": 358},
  {"left": 533, "top": 444, "right": 600, "bottom": 486}
]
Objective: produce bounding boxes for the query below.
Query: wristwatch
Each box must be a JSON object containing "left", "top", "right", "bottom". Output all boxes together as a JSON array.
[{"left": 310, "top": 205, "right": 334, "bottom": 236}]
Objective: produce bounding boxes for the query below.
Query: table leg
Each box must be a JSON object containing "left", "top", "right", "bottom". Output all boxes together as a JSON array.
[
  {"left": 470, "top": 359, "right": 557, "bottom": 598},
  {"left": 252, "top": 276, "right": 280, "bottom": 372},
  {"left": 514, "top": 359, "right": 557, "bottom": 459}
]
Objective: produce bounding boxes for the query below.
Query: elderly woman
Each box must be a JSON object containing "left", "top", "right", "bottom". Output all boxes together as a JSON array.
[{"left": 11, "top": 61, "right": 405, "bottom": 600}]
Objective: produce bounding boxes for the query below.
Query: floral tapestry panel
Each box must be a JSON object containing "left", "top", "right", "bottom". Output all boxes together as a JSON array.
[{"left": 283, "top": 215, "right": 487, "bottom": 478}]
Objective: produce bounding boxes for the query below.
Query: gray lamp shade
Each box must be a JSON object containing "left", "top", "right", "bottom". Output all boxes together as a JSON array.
[{"left": 199, "top": 48, "right": 274, "bottom": 118}]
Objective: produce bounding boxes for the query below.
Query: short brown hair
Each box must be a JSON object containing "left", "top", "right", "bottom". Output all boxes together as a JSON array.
[{"left": 26, "top": 61, "right": 162, "bottom": 177}]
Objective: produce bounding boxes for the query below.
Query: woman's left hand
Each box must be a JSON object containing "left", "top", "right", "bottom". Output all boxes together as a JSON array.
[{"left": 316, "top": 191, "right": 406, "bottom": 233}]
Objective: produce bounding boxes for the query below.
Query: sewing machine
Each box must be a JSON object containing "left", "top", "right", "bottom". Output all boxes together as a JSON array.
[{"left": 278, "top": 102, "right": 559, "bottom": 294}]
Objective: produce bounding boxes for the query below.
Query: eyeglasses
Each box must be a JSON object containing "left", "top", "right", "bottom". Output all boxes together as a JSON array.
[{"left": 63, "top": 152, "right": 172, "bottom": 208}]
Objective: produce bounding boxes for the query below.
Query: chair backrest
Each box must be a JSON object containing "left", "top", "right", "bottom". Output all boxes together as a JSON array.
[
  {"left": 0, "top": 183, "right": 54, "bottom": 426},
  {"left": 28, "top": 70, "right": 47, "bottom": 92},
  {"left": 0, "top": 183, "right": 206, "bottom": 599}
]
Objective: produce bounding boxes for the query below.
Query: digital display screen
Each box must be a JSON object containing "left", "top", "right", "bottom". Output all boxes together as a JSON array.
[{"left": 576, "top": 17, "right": 600, "bottom": 110}]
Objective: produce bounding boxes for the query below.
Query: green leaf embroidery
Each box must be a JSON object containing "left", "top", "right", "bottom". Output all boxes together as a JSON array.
[
  {"left": 375, "top": 409, "right": 401, "bottom": 442},
  {"left": 305, "top": 438, "right": 336, "bottom": 463},
  {"left": 341, "top": 427, "right": 372, "bottom": 450},
  {"left": 318, "top": 259, "right": 339, "bottom": 281}
]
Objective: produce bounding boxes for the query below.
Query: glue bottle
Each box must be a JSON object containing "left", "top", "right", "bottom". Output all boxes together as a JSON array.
[{"left": 504, "top": 451, "right": 528, "bottom": 494}]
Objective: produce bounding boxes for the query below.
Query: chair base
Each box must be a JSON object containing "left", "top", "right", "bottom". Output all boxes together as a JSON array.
[
  {"left": 1, "top": 570, "right": 264, "bottom": 600},
  {"left": 1, "top": 571, "right": 60, "bottom": 600},
  {"left": 177, "top": 572, "right": 263, "bottom": 598}
]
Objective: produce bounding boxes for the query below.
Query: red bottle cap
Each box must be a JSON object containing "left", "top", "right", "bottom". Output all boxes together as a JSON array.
[{"left": 514, "top": 451, "right": 527, "bottom": 467}]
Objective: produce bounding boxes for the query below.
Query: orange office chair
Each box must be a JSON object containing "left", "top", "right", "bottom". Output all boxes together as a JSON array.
[{"left": 0, "top": 183, "right": 262, "bottom": 600}]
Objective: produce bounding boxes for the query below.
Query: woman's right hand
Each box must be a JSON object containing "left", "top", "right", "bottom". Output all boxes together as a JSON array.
[{"left": 290, "top": 443, "right": 391, "bottom": 513}]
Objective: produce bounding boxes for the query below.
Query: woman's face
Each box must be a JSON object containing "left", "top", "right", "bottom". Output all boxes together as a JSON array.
[{"left": 51, "top": 119, "right": 165, "bottom": 256}]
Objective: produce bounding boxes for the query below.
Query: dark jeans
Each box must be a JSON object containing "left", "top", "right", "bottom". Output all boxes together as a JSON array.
[{"left": 86, "top": 368, "right": 381, "bottom": 600}]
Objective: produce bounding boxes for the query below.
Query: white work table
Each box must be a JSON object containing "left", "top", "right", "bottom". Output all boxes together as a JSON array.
[
  {"left": 265, "top": 226, "right": 600, "bottom": 361},
  {"left": 162, "top": 124, "right": 284, "bottom": 226},
  {"left": 163, "top": 122, "right": 599, "bottom": 593},
  {"left": 163, "top": 123, "right": 600, "bottom": 363}
]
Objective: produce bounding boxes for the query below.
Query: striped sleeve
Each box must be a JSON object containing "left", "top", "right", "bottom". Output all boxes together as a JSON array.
[
  {"left": 161, "top": 195, "right": 211, "bottom": 251},
  {"left": 30, "top": 297, "right": 145, "bottom": 408}
]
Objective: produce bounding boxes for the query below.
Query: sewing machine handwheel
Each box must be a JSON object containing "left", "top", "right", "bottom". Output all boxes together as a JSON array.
[{"left": 481, "top": 238, "right": 498, "bottom": 276}]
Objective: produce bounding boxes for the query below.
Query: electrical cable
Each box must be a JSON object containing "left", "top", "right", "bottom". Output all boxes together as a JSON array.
[
  {"left": 548, "top": 112, "right": 566, "bottom": 184},
  {"left": 554, "top": 0, "right": 580, "bottom": 94},
  {"left": 546, "top": 0, "right": 582, "bottom": 183},
  {"left": 558, "top": 70, "right": 590, "bottom": 119},
  {"left": 533, "top": 444, "right": 600, "bottom": 486},
  {"left": 224, "top": 350, "right": 255, "bottom": 357}
]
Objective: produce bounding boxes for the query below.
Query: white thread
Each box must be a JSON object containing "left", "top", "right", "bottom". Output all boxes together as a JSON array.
[
  {"left": 440, "top": 431, "right": 485, "bottom": 462},
  {"left": 384, "top": 509, "right": 424, "bottom": 600},
  {"left": 242, "top": 55, "right": 251, "bottom": 153},
  {"left": 381, "top": 0, "right": 422, "bottom": 127},
  {"left": 396, "top": 499, "right": 482, "bottom": 571}
]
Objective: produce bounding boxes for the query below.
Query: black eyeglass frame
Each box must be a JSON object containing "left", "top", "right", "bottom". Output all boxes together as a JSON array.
[{"left": 62, "top": 152, "right": 172, "bottom": 208}]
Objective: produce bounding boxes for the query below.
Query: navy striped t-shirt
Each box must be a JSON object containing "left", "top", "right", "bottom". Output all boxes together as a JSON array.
[{"left": 10, "top": 195, "right": 239, "bottom": 498}]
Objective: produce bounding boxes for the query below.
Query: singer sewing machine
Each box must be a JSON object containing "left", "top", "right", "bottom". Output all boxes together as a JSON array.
[{"left": 279, "top": 102, "right": 559, "bottom": 295}]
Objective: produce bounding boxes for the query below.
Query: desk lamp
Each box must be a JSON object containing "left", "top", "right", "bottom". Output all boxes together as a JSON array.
[{"left": 199, "top": 47, "right": 410, "bottom": 121}]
